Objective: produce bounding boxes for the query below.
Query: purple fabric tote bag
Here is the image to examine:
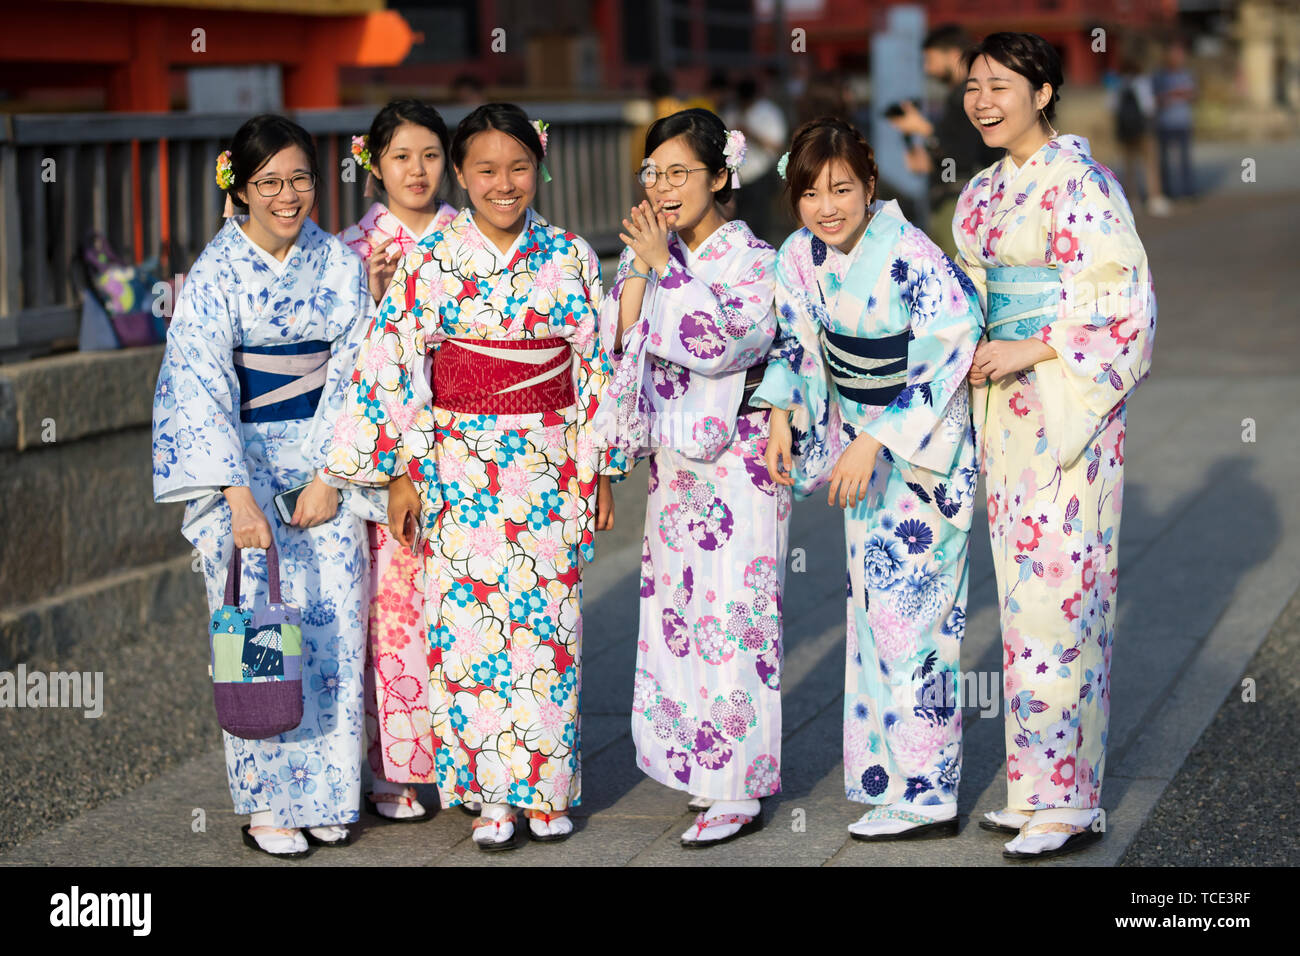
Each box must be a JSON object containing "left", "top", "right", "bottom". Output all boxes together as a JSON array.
[{"left": 208, "top": 540, "right": 304, "bottom": 739}]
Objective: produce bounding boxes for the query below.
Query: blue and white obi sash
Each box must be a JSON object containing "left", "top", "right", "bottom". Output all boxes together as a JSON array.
[
  {"left": 819, "top": 327, "right": 909, "bottom": 407},
  {"left": 233, "top": 340, "right": 330, "bottom": 423},
  {"left": 985, "top": 265, "right": 1061, "bottom": 341}
]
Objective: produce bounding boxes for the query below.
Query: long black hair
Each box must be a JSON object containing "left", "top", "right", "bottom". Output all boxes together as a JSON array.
[
  {"left": 450, "top": 102, "right": 544, "bottom": 171},
  {"left": 225, "top": 114, "right": 319, "bottom": 212},
  {"left": 643, "top": 107, "right": 734, "bottom": 205}
]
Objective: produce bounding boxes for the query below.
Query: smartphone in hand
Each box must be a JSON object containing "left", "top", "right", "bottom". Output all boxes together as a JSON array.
[{"left": 273, "top": 481, "right": 312, "bottom": 525}]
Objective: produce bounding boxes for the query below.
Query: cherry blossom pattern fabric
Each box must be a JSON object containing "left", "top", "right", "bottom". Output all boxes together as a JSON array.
[
  {"left": 953, "top": 135, "right": 1156, "bottom": 811},
  {"left": 327, "top": 206, "right": 627, "bottom": 812},
  {"left": 337, "top": 202, "right": 456, "bottom": 785}
]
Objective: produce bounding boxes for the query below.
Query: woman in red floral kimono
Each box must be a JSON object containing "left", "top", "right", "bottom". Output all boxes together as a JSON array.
[{"left": 329, "top": 103, "right": 625, "bottom": 851}]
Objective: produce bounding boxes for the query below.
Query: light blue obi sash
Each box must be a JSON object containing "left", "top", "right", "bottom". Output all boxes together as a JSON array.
[{"left": 985, "top": 265, "right": 1061, "bottom": 341}]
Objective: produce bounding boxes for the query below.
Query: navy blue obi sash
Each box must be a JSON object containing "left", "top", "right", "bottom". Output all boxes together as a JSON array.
[
  {"left": 819, "top": 327, "right": 910, "bottom": 406},
  {"left": 985, "top": 265, "right": 1061, "bottom": 341},
  {"left": 232, "top": 340, "right": 330, "bottom": 423}
]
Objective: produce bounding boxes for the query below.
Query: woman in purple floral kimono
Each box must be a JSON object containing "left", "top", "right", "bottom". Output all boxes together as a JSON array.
[{"left": 595, "top": 109, "right": 790, "bottom": 847}]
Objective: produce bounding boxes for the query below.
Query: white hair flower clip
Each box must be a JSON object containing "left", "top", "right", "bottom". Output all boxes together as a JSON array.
[
  {"left": 531, "top": 120, "right": 549, "bottom": 157},
  {"left": 530, "top": 119, "right": 552, "bottom": 182},
  {"left": 723, "top": 129, "right": 747, "bottom": 188},
  {"left": 776, "top": 150, "right": 790, "bottom": 181}
]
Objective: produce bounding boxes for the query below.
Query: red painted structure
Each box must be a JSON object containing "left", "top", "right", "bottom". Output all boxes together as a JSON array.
[{"left": 0, "top": 0, "right": 414, "bottom": 111}]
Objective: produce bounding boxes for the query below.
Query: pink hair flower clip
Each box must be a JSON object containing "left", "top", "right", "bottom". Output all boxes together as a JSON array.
[
  {"left": 723, "top": 129, "right": 747, "bottom": 187},
  {"left": 531, "top": 119, "right": 550, "bottom": 157}
]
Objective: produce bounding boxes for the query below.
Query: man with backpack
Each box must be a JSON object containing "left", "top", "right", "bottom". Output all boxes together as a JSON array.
[{"left": 1113, "top": 55, "right": 1172, "bottom": 217}]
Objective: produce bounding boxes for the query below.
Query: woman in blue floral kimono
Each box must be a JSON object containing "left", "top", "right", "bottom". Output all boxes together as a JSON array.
[
  {"left": 593, "top": 108, "right": 790, "bottom": 847},
  {"left": 757, "top": 118, "right": 983, "bottom": 840},
  {"left": 152, "top": 115, "right": 380, "bottom": 857}
]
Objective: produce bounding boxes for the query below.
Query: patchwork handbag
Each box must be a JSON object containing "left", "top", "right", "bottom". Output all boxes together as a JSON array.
[{"left": 208, "top": 540, "right": 304, "bottom": 739}]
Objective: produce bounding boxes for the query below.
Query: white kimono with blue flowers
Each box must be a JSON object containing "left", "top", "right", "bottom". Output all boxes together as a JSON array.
[
  {"left": 754, "top": 200, "right": 982, "bottom": 806},
  {"left": 152, "top": 216, "right": 382, "bottom": 827}
]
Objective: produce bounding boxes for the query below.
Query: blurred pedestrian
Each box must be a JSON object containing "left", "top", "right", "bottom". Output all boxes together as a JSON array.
[
  {"left": 450, "top": 73, "right": 485, "bottom": 106},
  {"left": 889, "top": 24, "right": 1000, "bottom": 260},
  {"left": 1152, "top": 40, "right": 1198, "bottom": 199},
  {"left": 1111, "top": 54, "right": 1171, "bottom": 216},
  {"left": 726, "top": 74, "right": 788, "bottom": 243}
]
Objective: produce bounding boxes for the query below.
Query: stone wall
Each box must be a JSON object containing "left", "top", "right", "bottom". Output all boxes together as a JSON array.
[{"left": 0, "top": 346, "right": 205, "bottom": 669}]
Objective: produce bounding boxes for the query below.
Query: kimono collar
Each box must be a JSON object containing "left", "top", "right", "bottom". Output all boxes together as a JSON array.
[
  {"left": 810, "top": 198, "right": 905, "bottom": 267},
  {"left": 669, "top": 217, "right": 749, "bottom": 267},
  {"left": 999, "top": 134, "right": 1092, "bottom": 186},
  {"left": 462, "top": 205, "right": 546, "bottom": 263},
  {"left": 228, "top": 215, "right": 319, "bottom": 273},
  {"left": 366, "top": 200, "right": 457, "bottom": 244}
]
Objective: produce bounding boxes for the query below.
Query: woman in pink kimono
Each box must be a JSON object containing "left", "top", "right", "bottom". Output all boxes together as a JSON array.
[
  {"left": 337, "top": 100, "right": 461, "bottom": 822},
  {"left": 954, "top": 33, "right": 1156, "bottom": 860}
]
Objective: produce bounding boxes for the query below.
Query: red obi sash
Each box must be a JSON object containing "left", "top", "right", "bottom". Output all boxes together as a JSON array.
[{"left": 433, "top": 337, "right": 574, "bottom": 414}]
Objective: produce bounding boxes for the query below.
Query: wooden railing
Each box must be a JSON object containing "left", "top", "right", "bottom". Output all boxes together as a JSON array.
[{"left": 0, "top": 102, "right": 639, "bottom": 361}]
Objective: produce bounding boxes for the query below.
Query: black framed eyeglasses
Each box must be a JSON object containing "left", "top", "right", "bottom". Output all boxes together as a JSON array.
[
  {"left": 637, "top": 164, "right": 709, "bottom": 188},
  {"left": 250, "top": 173, "right": 317, "bottom": 198}
]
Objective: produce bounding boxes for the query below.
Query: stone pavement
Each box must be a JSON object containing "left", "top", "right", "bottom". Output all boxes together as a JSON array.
[{"left": 2, "top": 175, "right": 1297, "bottom": 868}]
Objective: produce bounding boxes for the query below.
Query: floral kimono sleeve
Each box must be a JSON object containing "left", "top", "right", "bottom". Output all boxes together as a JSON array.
[
  {"left": 327, "top": 252, "right": 442, "bottom": 524},
  {"left": 860, "top": 234, "right": 983, "bottom": 477},
  {"left": 1035, "top": 166, "right": 1156, "bottom": 467},
  {"left": 305, "top": 253, "right": 376, "bottom": 473},
  {"left": 751, "top": 237, "right": 845, "bottom": 496},
  {"left": 952, "top": 184, "right": 990, "bottom": 309},
  {"left": 596, "top": 246, "right": 635, "bottom": 360},
  {"left": 152, "top": 270, "right": 249, "bottom": 503},
  {"left": 644, "top": 250, "right": 776, "bottom": 375},
  {"left": 571, "top": 241, "right": 629, "bottom": 481}
]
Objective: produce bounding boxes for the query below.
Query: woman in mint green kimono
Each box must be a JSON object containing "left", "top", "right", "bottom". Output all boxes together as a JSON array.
[{"left": 757, "top": 118, "right": 983, "bottom": 840}]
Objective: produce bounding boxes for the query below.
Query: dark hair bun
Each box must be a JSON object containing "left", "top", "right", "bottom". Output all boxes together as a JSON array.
[
  {"left": 643, "top": 107, "right": 734, "bottom": 206},
  {"left": 225, "top": 114, "right": 320, "bottom": 213},
  {"left": 963, "top": 31, "right": 1064, "bottom": 121},
  {"left": 451, "top": 102, "right": 545, "bottom": 171}
]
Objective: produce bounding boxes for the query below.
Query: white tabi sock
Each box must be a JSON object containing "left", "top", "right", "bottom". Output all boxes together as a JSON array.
[
  {"left": 247, "top": 810, "right": 307, "bottom": 854},
  {"left": 985, "top": 808, "right": 1033, "bottom": 830},
  {"left": 1004, "top": 807, "right": 1099, "bottom": 855},
  {"left": 682, "top": 798, "right": 760, "bottom": 843},
  {"left": 849, "top": 801, "right": 956, "bottom": 837},
  {"left": 473, "top": 802, "right": 515, "bottom": 844},
  {"left": 370, "top": 778, "right": 425, "bottom": 819},
  {"left": 526, "top": 811, "right": 573, "bottom": 839},
  {"left": 307, "top": 825, "right": 349, "bottom": 843}
]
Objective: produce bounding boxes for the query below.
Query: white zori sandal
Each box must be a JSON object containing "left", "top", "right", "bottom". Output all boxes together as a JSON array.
[
  {"left": 524, "top": 810, "right": 574, "bottom": 843},
  {"left": 847, "top": 804, "right": 958, "bottom": 841},
  {"left": 365, "top": 781, "right": 432, "bottom": 822},
  {"left": 242, "top": 810, "right": 309, "bottom": 857},
  {"left": 979, "top": 808, "right": 1032, "bottom": 834},
  {"left": 471, "top": 804, "right": 517, "bottom": 852},
  {"left": 1002, "top": 808, "right": 1103, "bottom": 860},
  {"left": 680, "top": 799, "right": 762, "bottom": 847}
]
